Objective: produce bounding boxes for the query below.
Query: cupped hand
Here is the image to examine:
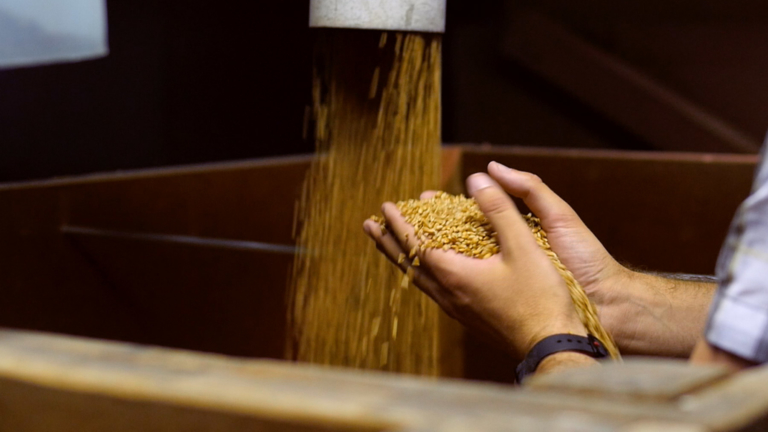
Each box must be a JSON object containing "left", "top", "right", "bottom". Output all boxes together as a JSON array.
[
  {"left": 364, "top": 171, "right": 587, "bottom": 359},
  {"left": 485, "top": 162, "right": 632, "bottom": 347},
  {"left": 486, "top": 162, "right": 626, "bottom": 295}
]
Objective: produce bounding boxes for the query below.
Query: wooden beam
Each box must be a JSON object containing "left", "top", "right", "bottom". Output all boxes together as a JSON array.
[
  {"left": 3, "top": 329, "right": 768, "bottom": 431},
  {"left": 502, "top": 11, "right": 761, "bottom": 153}
]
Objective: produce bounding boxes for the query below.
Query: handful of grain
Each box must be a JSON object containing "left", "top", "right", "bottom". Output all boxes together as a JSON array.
[
  {"left": 378, "top": 192, "right": 501, "bottom": 259},
  {"left": 371, "top": 191, "right": 621, "bottom": 360}
]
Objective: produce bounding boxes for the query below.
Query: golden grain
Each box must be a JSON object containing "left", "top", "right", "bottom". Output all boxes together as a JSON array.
[{"left": 287, "top": 31, "right": 442, "bottom": 375}]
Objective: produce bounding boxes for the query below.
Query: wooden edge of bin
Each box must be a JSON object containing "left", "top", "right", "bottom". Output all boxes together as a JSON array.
[{"left": 3, "top": 329, "right": 768, "bottom": 431}]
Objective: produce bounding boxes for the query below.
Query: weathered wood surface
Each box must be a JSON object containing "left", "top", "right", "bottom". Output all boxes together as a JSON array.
[
  {"left": 527, "top": 358, "right": 729, "bottom": 401},
  {"left": 1, "top": 329, "right": 767, "bottom": 432}
]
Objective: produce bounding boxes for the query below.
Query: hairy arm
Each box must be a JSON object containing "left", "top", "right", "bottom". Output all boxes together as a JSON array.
[
  {"left": 533, "top": 271, "right": 715, "bottom": 379},
  {"left": 595, "top": 270, "right": 715, "bottom": 358},
  {"left": 525, "top": 272, "right": 715, "bottom": 381}
]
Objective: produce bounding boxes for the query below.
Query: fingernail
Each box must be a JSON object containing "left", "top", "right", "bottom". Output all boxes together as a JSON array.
[
  {"left": 363, "top": 223, "right": 371, "bottom": 235},
  {"left": 467, "top": 173, "right": 496, "bottom": 195},
  {"left": 490, "top": 161, "right": 511, "bottom": 171}
]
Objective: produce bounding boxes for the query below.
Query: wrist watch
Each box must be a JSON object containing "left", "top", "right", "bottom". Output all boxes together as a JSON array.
[{"left": 515, "top": 334, "right": 609, "bottom": 384}]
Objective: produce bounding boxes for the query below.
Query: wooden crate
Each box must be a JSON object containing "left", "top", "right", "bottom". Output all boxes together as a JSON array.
[{"left": 0, "top": 146, "right": 758, "bottom": 383}]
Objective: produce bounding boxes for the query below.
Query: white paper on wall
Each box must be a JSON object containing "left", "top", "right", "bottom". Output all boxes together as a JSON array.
[{"left": 0, "top": 0, "right": 108, "bottom": 69}]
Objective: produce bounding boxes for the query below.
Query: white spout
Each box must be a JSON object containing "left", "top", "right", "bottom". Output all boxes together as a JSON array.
[{"left": 309, "top": 0, "right": 446, "bottom": 33}]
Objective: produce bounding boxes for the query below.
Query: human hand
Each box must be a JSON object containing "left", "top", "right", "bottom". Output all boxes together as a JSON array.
[
  {"left": 363, "top": 171, "right": 587, "bottom": 359},
  {"left": 486, "top": 161, "right": 628, "bottom": 300},
  {"left": 485, "top": 162, "right": 714, "bottom": 357}
]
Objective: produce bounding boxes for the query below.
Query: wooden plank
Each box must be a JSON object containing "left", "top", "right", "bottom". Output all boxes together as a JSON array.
[
  {"left": 60, "top": 155, "right": 312, "bottom": 246},
  {"left": 0, "top": 155, "right": 312, "bottom": 359},
  {"left": 0, "top": 377, "right": 371, "bottom": 432},
  {"left": 64, "top": 234, "right": 293, "bottom": 358},
  {"left": 618, "top": 420, "right": 708, "bottom": 432},
  {"left": 0, "top": 329, "right": 743, "bottom": 432},
  {"left": 679, "top": 366, "right": 768, "bottom": 431},
  {"left": 502, "top": 11, "right": 761, "bottom": 153},
  {"left": 0, "top": 330, "right": 612, "bottom": 431},
  {"left": 4, "top": 329, "right": 768, "bottom": 431},
  {"left": 0, "top": 188, "right": 147, "bottom": 343},
  {"left": 440, "top": 145, "right": 465, "bottom": 194},
  {"left": 527, "top": 358, "right": 729, "bottom": 401}
]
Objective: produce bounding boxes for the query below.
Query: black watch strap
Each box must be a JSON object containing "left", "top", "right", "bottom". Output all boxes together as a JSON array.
[{"left": 515, "top": 334, "right": 609, "bottom": 384}]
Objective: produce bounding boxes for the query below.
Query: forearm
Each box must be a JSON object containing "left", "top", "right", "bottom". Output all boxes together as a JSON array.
[
  {"left": 529, "top": 336, "right": 752, "bottom": 384},
  {"left": 690, "top": 338, "right": 757, "bottom": 372},
  {"left": 598, "top": 269, "right": 716, "bottom": 358}
]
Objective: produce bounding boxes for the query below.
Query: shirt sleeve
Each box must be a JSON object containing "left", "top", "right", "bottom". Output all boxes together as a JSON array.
[{"left": 705, "top": 141, "right": 768, "bottom": 363}]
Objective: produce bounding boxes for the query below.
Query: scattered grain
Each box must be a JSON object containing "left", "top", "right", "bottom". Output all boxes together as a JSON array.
[{"left": 288, "top": 30, "right": 442, "bottom": 375}]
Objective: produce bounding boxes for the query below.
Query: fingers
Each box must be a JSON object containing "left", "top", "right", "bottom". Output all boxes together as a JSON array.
[
  {"left": 376, "top": 200, "right": 448, "bottom": 273},
  {"left": 466, "top": 173, "right": 540, "bottom": 260},
  {"left": 363, "top": 219, "right": 409, "bottom": 269},
  {"left": 363, "top": 219, "right": 447, "bottom": 305},
  {"left": 420, "top": 190, "right": 438, "bottom": 200},
  {"left": 487, "top": 161, "right": 579, "bottom": 225},
  {"left": 381, "top": 202, "right": 420, "bottom": 254},
  {"left": 378, "top": 191, "right": 438, "bottom": 252}
]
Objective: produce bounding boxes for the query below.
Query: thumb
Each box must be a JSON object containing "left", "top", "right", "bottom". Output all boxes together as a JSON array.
[
  {"left": 487, "top": 161, "right": 581, "bottom": 229},
  {"left": 466, "top": 173, "right": 538, "bottom": 260}
]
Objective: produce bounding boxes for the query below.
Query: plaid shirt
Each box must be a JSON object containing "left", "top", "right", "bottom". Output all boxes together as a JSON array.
[{"left": 706, "top": 140, "right": 768, "bottom": 363}]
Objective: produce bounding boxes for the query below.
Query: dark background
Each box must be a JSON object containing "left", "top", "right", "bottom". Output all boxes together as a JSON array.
[{"left": 2, "top": 0, "right": 768, "bottom": 182}]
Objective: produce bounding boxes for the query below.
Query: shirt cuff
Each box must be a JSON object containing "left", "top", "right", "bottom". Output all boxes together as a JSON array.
[{"left": 706, "top": 293, "right": 768, "bottom": 363}]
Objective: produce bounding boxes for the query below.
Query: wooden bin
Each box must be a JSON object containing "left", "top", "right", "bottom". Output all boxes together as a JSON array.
[
  {"left": 3, "top": 328, "right": 768, "bottom": 431},
  {"left": 0, "top": 145, "right": 758, "bottom": 384}
]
